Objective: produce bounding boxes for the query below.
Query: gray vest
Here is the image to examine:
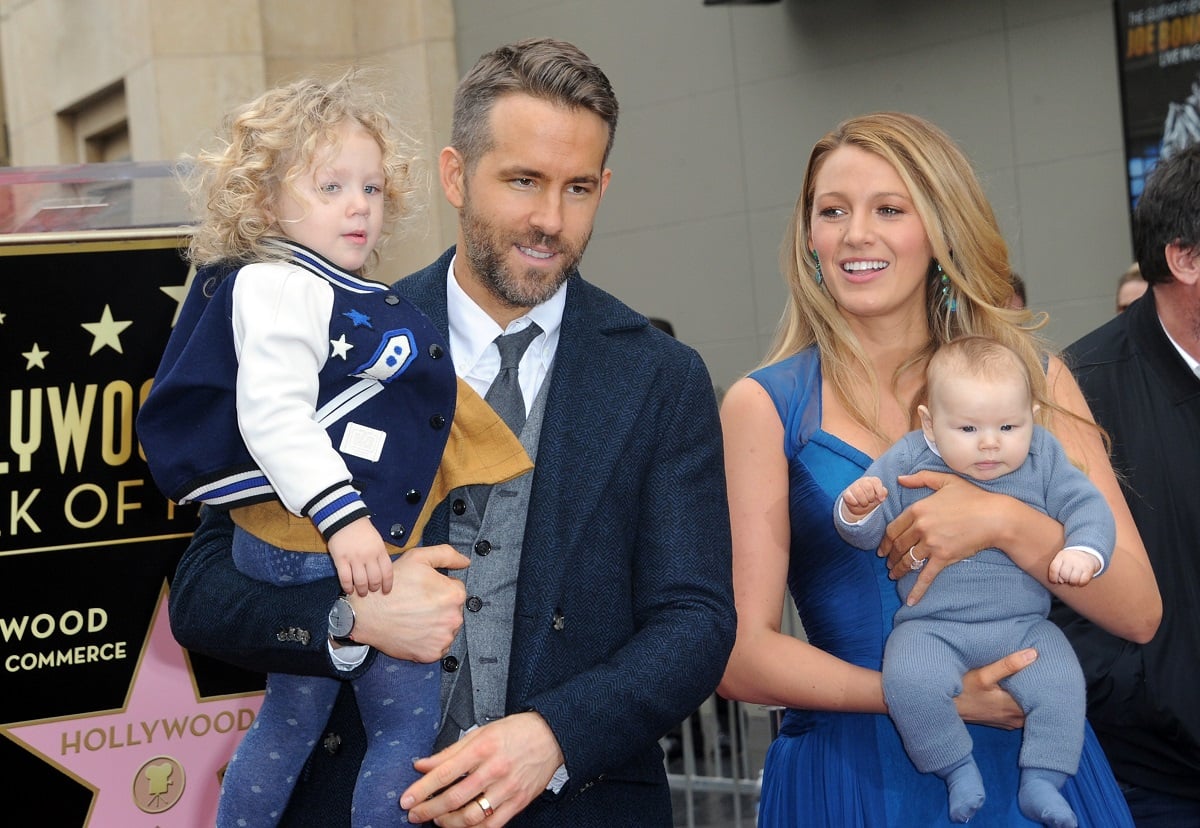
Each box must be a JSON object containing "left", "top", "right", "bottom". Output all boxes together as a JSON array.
[{"left": 437, "top": 368, "right": 550, "bottom": 742}]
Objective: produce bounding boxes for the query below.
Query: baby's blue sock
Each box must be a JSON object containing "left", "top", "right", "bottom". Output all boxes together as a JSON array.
[
  {"left": 1018, "top": 768, "right": 1077, "bottom": 828},
  {"left": 935, "top": 754, "right": 985, "bottom": 823}
]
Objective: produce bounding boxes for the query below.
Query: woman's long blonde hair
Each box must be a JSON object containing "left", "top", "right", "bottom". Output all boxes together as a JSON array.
[
  {"left": 764, "top": 112, "right": 1052, "bottom": 446},
  {"left": 182, "top": 68, "right": 419, "bottom": 275}
]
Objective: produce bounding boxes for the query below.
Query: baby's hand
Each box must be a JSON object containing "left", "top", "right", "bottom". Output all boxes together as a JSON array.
[
  {"left": 1048, "top": 548, "right": 1101, "bottom": 586},
  {"left": 327, "top": 517, "right": 394, "bottom": 596},
  {"left": 840, "top": 476, "right": 888, "bottom": 520}
]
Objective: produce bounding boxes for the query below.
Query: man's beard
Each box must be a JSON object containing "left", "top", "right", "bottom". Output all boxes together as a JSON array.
[{"left": 459, "top": 196, "right": 589, "bottom": 309}]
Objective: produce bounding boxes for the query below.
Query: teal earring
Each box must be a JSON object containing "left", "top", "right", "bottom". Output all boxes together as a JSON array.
[
  {"left": 810, "top": 250, "right": 823, "bottom": 285},
  {"left": 937, "top": 261, "right": 957, "bottom": 312}
]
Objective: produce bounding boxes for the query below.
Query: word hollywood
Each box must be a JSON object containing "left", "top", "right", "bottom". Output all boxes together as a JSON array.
[
  {"left": 3, "top": 380, "right": 191, "bottom": 539},
  {"left": 2, "top": 606, "right": 126, "bottom": 674}
]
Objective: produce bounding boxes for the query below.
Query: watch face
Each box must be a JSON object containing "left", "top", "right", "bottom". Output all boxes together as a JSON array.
[{"left": 329, "top": 597, "right": 354, "bottom": 638}]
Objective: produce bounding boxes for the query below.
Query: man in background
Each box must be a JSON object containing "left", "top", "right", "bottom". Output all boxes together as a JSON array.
[{"left": 1056, "top": 144, "right": 1200, "bottom": 827}]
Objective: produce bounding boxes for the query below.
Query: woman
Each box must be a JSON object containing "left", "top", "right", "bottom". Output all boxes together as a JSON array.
[{"left": 718, "top": 112, "right": 1161, "bottom": 826}]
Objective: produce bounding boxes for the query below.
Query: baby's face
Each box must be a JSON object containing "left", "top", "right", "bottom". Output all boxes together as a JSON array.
[{"left": 920, "top": 372, "right": 1036, "bottom": 482}]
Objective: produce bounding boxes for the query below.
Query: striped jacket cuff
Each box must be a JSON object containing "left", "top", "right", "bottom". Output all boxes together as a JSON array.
[{"left": 306, "top": 483, "right": 370, "bottom": 541}]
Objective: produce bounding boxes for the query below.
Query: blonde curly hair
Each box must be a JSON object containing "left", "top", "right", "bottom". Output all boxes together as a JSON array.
[{"left": 182, "top": 68, "right": 418, "bottom": 275}]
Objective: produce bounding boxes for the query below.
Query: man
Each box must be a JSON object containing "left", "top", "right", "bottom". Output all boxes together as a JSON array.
[
  {"left": 1055, "top": 144, "right": 1200, "bottom": 826},
  {"left": 167, "top": 38, "right": 735, "bottom": 827}
]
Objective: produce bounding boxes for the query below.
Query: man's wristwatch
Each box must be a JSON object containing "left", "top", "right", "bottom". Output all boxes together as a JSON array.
[{"left": 327, "top": 594, "right": 356, "bottom": 643}]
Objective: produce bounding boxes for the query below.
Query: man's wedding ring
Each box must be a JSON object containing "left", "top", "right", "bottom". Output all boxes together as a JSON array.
[{"left": 907, "top": 545, "right": 927, "bottom": 572}]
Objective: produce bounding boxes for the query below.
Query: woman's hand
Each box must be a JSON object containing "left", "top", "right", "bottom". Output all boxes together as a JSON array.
[
  {"left": 953, "top": 648, "right": 1036, "bottom": 730},
  {"left": 879, "top": 470, "right": 1023, "bottom": 604}
]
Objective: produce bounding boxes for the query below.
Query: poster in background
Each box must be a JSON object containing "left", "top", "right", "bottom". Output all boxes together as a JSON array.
[
  {"left": 1115, "top": 0, "right": 1200, "bottom": 209},
  {"left": 0, "top": 235, "right": 263, "bottom": 826}
]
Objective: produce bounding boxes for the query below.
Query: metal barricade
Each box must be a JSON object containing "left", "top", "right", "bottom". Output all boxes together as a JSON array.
[
  {"left": 667, "top": 598, "right": 804, "bottom": 827},
  {"left": 665, "top": 696, "right": 773, "bottom": 828}
]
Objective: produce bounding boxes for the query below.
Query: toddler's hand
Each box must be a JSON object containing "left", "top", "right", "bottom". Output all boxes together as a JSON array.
[{"left": 328, "top": 517, "right": 394, "bottom": 596}]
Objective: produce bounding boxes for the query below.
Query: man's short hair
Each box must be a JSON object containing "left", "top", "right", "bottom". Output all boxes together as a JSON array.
[{"left": 451, "top": 38, "right": 619, "bottom": 172}]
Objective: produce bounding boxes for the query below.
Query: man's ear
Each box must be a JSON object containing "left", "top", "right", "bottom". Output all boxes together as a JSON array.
[
  {"left": 439, "top": 147, "right": 466, "bottom": 209},
  {"left": 918, "top": 404, "right": 936, "bottom": 445},
  {"left": 1165, "top": 241, "right": 1200, "bottom": 286}
]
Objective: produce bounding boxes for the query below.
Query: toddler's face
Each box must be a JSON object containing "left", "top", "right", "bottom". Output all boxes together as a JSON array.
[
  {"left": 920, "top": 372, "right": 1036, "bottom": 482},
  {"left": 274, "top": 121, "right": 385, "bottom": 272}
]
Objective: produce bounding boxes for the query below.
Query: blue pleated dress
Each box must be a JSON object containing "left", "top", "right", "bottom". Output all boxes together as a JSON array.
[{"left": 750, "top": 349, "right": 1134, "bottom": 827}]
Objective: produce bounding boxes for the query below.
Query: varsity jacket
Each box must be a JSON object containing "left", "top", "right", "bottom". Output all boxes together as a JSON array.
[{"left": 137, "top": 239, "right": 456, "bottom": 546}]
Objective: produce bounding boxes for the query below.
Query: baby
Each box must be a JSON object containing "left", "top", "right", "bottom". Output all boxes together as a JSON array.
[{"left": 835, "top": 335, "right": 1113, "bottom": 828}]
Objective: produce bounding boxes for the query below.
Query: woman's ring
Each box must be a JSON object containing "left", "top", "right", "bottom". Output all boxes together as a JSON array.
[
  {"left": 475, "top": 796, "right": 494, "bottom": 817},
  {"left": 907, "top": 545, "right": 927, "bottom": 572}
]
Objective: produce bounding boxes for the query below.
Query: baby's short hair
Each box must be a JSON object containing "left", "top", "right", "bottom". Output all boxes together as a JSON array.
[{"left": 927, "top": 335, "right": 1034, "bottom": 404}]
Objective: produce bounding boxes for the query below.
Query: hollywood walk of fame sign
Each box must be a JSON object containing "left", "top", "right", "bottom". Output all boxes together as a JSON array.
[{"left": 1, "top": 200, "right": 265, "bottom": 825}]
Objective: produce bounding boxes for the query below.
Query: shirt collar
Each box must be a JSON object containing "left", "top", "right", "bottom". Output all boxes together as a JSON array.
[
  {"left": 444, "top": 253, "right": 566, "bottom": 376},
  {"left": 1159, "top": 313, "right": 1200, "bottom": 380}
]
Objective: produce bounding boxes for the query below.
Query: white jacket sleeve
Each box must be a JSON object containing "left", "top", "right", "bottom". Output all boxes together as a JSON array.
[{"left": 231, "top": 262, "right": 355, "bottom": 517}]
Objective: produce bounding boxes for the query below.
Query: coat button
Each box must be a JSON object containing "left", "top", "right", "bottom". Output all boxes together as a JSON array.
[
  {"left": 384, "top": 294, "right": 400, "bottom": 306},
  {"left": 389, "top": 524, "right": 407, "bottom": 540},
  {"left": 452, "top": 498, "right": 466, "bottom": 516},
  {"left": 466, "top": 596, "right": 483, "bottom": 612},
  {"left": 441, "top": 655, "right": 459, "bottom": 672},
  {"left": 322, "top": 732, "right": 342, "bottom": 754},
  {"left": 474, "top": 539, "right": 491, "bottom": 556},
  {"left": 552, "top": 611, "right": 566, "bottom": 631},
  {"left": 405, "top": 488, "right": 421, "bottom": 504},
  {"left": 429, "top": 413, "right": 446, "bottom": 429},
  {"left": 428, "top": 343, "right": 444, "bottom": 359}
]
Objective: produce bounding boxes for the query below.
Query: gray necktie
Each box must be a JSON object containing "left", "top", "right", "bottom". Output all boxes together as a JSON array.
[
  {"left": 484, "top": 322, "right": 542, "bottom": 435},
  {"left": 438, "top": 321, "right": 542, "bottom": 748}
]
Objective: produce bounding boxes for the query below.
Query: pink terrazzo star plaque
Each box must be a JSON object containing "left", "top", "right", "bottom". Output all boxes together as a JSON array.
[{"left": 2, "top": 585, "right": 262, "bottom": 826}]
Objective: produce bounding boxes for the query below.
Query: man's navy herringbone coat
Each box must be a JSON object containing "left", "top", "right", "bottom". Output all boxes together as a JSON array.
[{"left": 168, "top": 247, "right": 736, "bottom": 827}]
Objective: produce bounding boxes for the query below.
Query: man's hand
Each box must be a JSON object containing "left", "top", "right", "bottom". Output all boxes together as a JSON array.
[
  {"left": 346, "top": 544, "right": 468, "bottom": 662},
  {"left": 400, "top": 712, "right": 564, "bottom": 826}
]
